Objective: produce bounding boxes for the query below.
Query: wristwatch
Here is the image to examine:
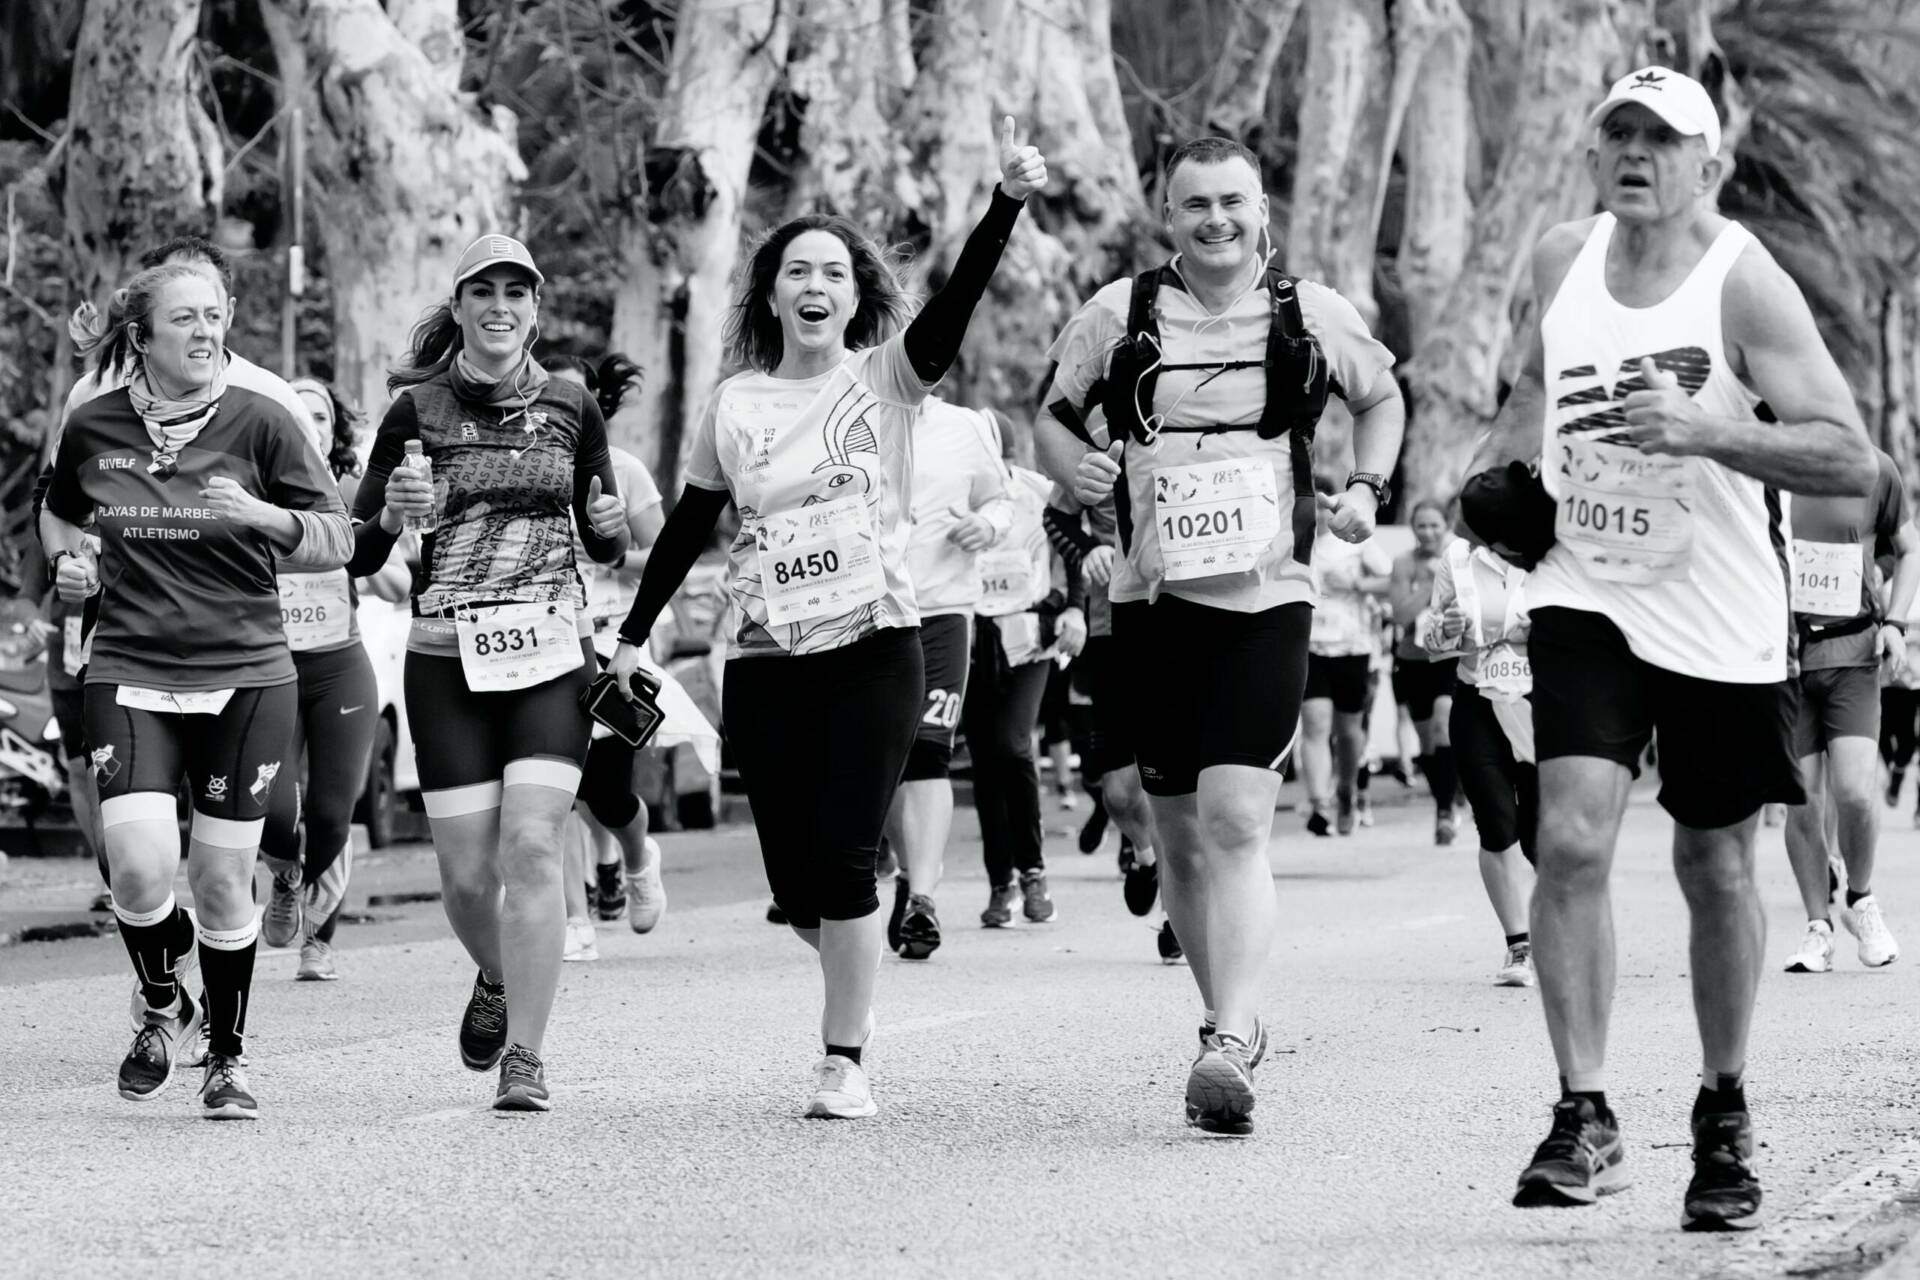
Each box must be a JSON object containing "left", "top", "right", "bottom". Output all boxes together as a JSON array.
[
  {"left": 1886, "top": 618, "right": 1909, "bottom": 634},
  {"left": 1345, "top": 471, "right": 1391, "bottom": 507}
]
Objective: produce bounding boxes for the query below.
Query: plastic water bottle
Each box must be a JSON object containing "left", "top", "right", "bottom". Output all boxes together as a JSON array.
[{"left": 402, "top": 439, "right": 436, "bottom": 533}]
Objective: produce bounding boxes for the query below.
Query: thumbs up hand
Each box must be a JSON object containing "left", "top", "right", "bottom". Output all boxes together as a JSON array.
[
  {"left": 998, "top": 116, "right": 1049, "bottom": 200},
  {"left": 1622, "top": 356, "right": 1706, "bottom": 456},
  {"left": 1072, "top": 439, "right": 1124, "bottom": 507},
  {"left": 585, "top": 473, "right": 626, "bottom": 540}
]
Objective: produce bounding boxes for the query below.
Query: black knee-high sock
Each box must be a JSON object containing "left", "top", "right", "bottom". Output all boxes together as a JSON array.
[
  {"left": 116, "top": 895, "right": 182, "bottom": 1011},
  {"left": 1429, "top": 746, "right": 1459, "bottom": 813},
  {"left": 168, "top": 903, "right": 196, "bottom": 973},
  {"left": 198, "top": 919, "right": 259, "bottom": 1059}
]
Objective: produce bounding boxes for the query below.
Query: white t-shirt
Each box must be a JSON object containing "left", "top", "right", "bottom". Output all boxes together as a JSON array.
[
  {"left": 1308, "top": 530, "right": 1392, "bottom": 657},
  {"left": 578, "top": 446, "right": 664, "bottom": 625},
  {"left": 905, "top": 399, "right": 1011, "bottom": 616},
  {"left": 687, "top": 338, "right": 930, "bottom": 658}
]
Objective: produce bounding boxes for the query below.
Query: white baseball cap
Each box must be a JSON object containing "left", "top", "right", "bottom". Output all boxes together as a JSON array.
[
  {"left": 1585, "top": 66, "right": 1721, "bottom": 156},
  {"left": 451, "top": 234, "right": 544, "bottom": 292}
]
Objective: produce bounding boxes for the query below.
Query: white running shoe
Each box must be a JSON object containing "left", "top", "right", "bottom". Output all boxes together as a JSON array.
[
  {"left": 1783, "top": 919, "right": 1834, "bottom": 973},
  {"left": 1842, "top": 896, "right": 1899, "bottom": 968},
  {"left": 563, "top": 917, "right": 598, "bottom": 962},
  {"left": 629, "top": 851, "right": 666, "bottom": 934},
  {"left": 805, "top": 1054, "right": 877, "bottom": 1119},
  {"left": 1495, "top": 943, "right": 1535, "bottom": 988}
]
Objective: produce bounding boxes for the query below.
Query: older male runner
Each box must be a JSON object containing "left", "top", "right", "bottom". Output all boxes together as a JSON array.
[
  {"left": 1466, "top": 68, "right": 1877, "bottom": 1229},
  {"left": 1036, "top": 136, "right": 1403, "bottom": 1135}
]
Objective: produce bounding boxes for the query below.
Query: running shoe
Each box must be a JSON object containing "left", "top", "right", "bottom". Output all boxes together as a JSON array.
[
  {"left": 1681, "top": 1110, "right": 1763, "bottom": 1231},
  {"left": 563, "top": 917, "right": 598, "bottom": 962},
  {"left": 494, "top": 1044, "right": 551, "bottom": 1112},
  {"left": 1185, "top": 1030, "right": 1258, "bottom": 1135},
  {"left": 1305, "top": 807, "right": 1332, "bottom": 838},
  {"left": 887, "top": 876, "right": 910, "bottom": 953},
  {"left": 1842, "top": 895, "right": 1899, "bottom": 967},
  {"left": 1078, "top": 800, "right": 1109, "bottom": 854},
  {"left": 1123, "top": 858, "right": 1159, "bottom": 917},
  {"left": 90, "top": 890, "right": 114, "bottom": 913},
  {"left": 594, "top": 863, "right": 627, "bottom": 922},
  {"left": 1436, "top": 812, "right": 1458, "bottom": 847},
  {"left": 1019, "top": 869, "right": 1057, "bottom": 923},
  {"left": 1157, "top": 919, "right": 1184, "bottom": 964},
  {"left": 1887, "top": 767, "right": 1905, "bottom": 808},
  {"left": 766, "top": 898, "right": 788, "bottom": 925},
  {"left": 1356, "top": 794, "right": 1374, "bottom": 827},
  {"left": 1335, "top": 789, "right": 1356, "bottom": 836},
  {"left": 199, "top": 1052, "right": 258, "bottom": 1120},
  {"left": 262, "top": 867, "right": 303, "bottom": 950},
  {"left": 897, "top": 894, "right": 941, "bottom": 960},
  {"left": 980, "top": 883, "right": 1018, "bottom": 928},
  {"left": 1117, "top": 833, "right": 1137, "bottom": 875},
  {"left": 1783, "top": 919, "right": 1834, "bottom": 973},
  {"left": 1496, "top": 942, "right": 1536, "bottom": 987},
  {"left": 118, "top": 990, "right": 201, "bottom": 1101},
  {"left": 127, "top": 937, "right": 203, "bottom": 1033},
  {"left": 296, "top": 935, "right": 338, "bottom": 982},
  {"left": 629, "top": 856, "right": 667, "bottom": 934},
  {"left": 459, "top": 971, "right": 508, "bottom": 1072},
  {"left": 1512, "top": 1097, "right": 1628, "bottom": 1207},
  {"left": 1195, "top": 1018, "right": 1269, "bottom": 1067},
  {"left": 805, "top": 1054, "right": 877, "bottom": 1119}
]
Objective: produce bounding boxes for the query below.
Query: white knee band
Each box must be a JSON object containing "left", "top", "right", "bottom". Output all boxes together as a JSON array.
[
  {"left": 503, "top": 757, "right": 583, "bottom": 795},
  {"left": 423, "top": 780, "right": 504, "bottom": 819}
]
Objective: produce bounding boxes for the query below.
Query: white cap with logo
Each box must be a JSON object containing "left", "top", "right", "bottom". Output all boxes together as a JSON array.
[
  {"left": 1585, "top": 66, "right": 1722, "bottom": 156},
  {"left": 451, "top": 234, "right": 544, "bottom": 293}
]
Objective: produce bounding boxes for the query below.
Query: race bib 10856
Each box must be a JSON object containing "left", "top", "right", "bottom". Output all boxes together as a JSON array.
[
  {"left": 1555, "top": 437, "right": 1696, "bottom": 584},
  {"left": 755, "top": 495, "right": 886, "bottom": 626},
  {"left": 1152, "top": 457, "right": 1281, "bottom": 581}
]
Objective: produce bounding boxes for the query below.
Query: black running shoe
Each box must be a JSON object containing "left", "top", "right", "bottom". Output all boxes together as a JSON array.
[
  {"left": 594, "top": 864, "right": 627, "bottom": 922},
  {"left": 1157, "top": 919, "right": 1184, "bottom": 964},
  {"left": 887, "top": 876, "right": 910, "bottom": 953},
  {"left": 980, "top": 883, "right": 1018, "bottom": 928},
  {"left": 199, "top": 1052, "right": 258, "bottom": 1120},
  {"left": 458, "top": 971, "right": 508, "bottom": 1072},
  {"left": 766, "top": 898, "right": 789, "bottom": 925},
  {"left": 1681, "top": 1111, "right": 1763, "bottom": 1231},
  {"left": 897, "top": 894, "right": 941, "bottom": 960},
  {"left": 1513, "top": 1098, "right": 1629, "bottom": 1207},
  {"left": 1117, "top": 834, "right": 1137, "bottom": 876},
  {"left": 117, "top": 990, "right": 201, "bottom": 1101},
  {"left": 1077, "top": 799, "right": 1109, "bottom": 854},
  {"left": 1306, "top": 808, "right": 1332, "bottom": 838},
  {"left": 1123, "top": 858, "right": 1159, "bottom": 917},
  {"left": 494, "top": 1043, "right": 552, "bottom": 1113},
  {"left": 1019, "top": 869, "right": 1057, "bottom": 923},
  {"left": 90, "top": 890, "right": 114, "bottom": 913}
]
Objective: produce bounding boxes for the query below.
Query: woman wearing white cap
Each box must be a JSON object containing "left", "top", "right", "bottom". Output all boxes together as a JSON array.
[{"left": 349, "top": 234, "right": 630, "bottom": 1111}]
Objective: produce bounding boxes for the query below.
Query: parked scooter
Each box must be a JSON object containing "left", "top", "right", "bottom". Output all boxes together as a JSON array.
[{"left": 0, "top": 618, "right": 69, "bottom": 843}]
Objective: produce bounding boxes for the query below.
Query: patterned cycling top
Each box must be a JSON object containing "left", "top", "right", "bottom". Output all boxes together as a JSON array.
[{"left": 349, "top": 373, "right": 621, "bottom": 614}]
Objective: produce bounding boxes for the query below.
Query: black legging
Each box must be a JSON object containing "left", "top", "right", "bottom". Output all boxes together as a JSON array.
[
  {"left": 963, "top": 617, "right": 1052, "bottom": 888},
  {"left": 1448, "top": 683, "right": 1538, "bottom": 862},
  {"left": 1881, "top": 686, "right": 1920, "bottom": 774},
  {"left": 261, "top": 643, "right": 379, "bottom": 942},
  {"left": 723, "top": 627, "right": 922, "bottom": 930}
]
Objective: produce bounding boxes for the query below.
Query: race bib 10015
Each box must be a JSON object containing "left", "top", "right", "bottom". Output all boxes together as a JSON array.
[
  {"left": 455, "top": 602, "right": 583, "bottom": 692},
  {"left": 1555, "top": 437, "right": 1696, "bottom": 584},
  {"left": 1152, "top": 457, "right": 1281, "bottom": 581},
  {"left": 1791, "top": 540, "right": 1864, "bottom": 618},
  {"left": 755, "top": 495, "right": 886, "bottom": 626}
]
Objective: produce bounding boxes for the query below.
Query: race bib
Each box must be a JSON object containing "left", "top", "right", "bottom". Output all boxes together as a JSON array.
[
  {"left": 756, "top": 496, "right": 885, "bottom": 626},
  {"left": 279, "top": 571, "right": 353, "bottom": 652},
  {"left": 455, "top": 602, "right": 583, "bottom": 692},
  {"left": 117, "top": 685, "right": 234, "bottom": 715},
  {"left": 1555, "top": 437, "right": 1696, "bottom": 583},
  {"left": 1477, "top": 641, "right": 1532, "bottom": 703},
  {"left": 996, "top": 611, "right": 1043, "bottom": 666},
  {"left": 62, "top": 615, "right": 91, "bottom": 677},
  {"left": 977, "top": 549, "right": 1034, "bottom": 617},
  {"left": 1152, "top": 458, "right": 1281, "bottom": 581},
  {"left": 1791, "top": 540, "right": 1863, "bottom": 618}
]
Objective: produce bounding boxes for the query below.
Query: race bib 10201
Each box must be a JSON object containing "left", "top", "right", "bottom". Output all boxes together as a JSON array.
[
  {"left": 1152, "top": 458, "right": 1281, "bottom": 581},
  {"left": 455, "top": 602, "right": 583, "bottom": 692},
  {"left": 1791, "top": 540, "right": 1864, "bottom": 618},
  {"left": 755, "top": 495, "right": 886, "bottom": 626},
  {"left": 1555, "top": 437, "right": 1696, "bottom": 584}
]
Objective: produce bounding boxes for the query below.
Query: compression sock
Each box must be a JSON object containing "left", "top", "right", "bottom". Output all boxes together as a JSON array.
[
  {"left": 198, "top": 919, "right": 259, "bottom": 1059},
  {"left": 116, "top": 895, "right": 183, "bottom": 1011}
]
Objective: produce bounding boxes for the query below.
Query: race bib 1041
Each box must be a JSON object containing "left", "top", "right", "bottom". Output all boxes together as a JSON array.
[
  {"left": 755, "top": 496, "right": 886, "bottom": 626},
  {"left": 455, "top": 602, "right": 583, "bottom": 692},
  {"left": 1791, "top": 540, "right": 1864, "bottom": 618},
  {"left": 279, "top": 571, "right": 353, "bottom": 652},
  {"left": 1152, "top": 457, "right": 1281, "bottom": 581},
  {"left": 1555, "top": 437, "right": 1696, "bottom": 584}
]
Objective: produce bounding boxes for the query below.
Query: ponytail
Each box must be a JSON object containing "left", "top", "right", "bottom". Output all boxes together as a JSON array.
[
  {"left": 592, "top": 353, "right": 644, "bottom": 421},
  {"left": 387, "top": 303, "right": 463, "bottom": 393},
  {"left": 72, "top": 263, "right": 211, "bottom": 381}
]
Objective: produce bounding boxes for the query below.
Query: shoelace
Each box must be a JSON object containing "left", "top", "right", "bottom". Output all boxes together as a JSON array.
[
  {"left": 500, "top": 1045, "right": 542, "bottom": 1082},
  {"left": 1534, "top": 1101, "right": 1601, "bottom": 1163},
  {"left": 204, "top": 1055, "right": 242, "bottom": 1094},
  {"left": 470, "top": 982, "right": 507, "bottom": 1033},
  {"left": 129, "top": 1020, "right": 171, "bottom": 1064}
]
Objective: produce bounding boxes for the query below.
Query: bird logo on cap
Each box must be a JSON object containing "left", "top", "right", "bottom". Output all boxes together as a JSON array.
[{"left": 1631, "top": 70, "right": 1666, "bottom": 89}]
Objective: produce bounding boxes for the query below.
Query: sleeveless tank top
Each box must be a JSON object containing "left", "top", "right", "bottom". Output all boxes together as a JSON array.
[{"left": 1528, "top": 214, "right": 1786, "bottom": 682}]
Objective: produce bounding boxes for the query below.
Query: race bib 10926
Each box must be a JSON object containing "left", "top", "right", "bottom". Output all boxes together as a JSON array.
[{"left": 278, "top": 571, "right": 353, "bottom": 652}]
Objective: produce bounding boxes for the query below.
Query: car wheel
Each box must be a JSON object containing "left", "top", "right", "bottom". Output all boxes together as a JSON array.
[{"left": 359, "top": 716, "right": 397, "bottom": 849}]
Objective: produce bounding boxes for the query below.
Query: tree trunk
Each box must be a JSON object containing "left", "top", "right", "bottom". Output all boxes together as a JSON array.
[
  {"left": 1388, "top": 0, "right": 1472, "bottom": 350},
  {"left": 60, "top": 0, "right": 222, "bottom": 307},
  {"left": 608, "top": 0, "right": 792, "bottom": 494},
  {"left": 1287, "top": 0, "right": 1392, "bottom": 322},
  {"left": 1399, "top": 0, "right": 1627, "bottom": 507},
  {"left": 1199, "top": 0, "right": 1303, "bottom": 141},
  {"left": 783, "top": 0, "right": 913, "bottom": 230},
  {"left": 262, "top": 0, "right": 524, "bottom": 425}
]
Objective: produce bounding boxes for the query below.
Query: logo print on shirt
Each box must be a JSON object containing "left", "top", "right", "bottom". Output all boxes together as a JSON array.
[
  {"left": 804, "top": 402, "right": 878, "bottom": 505},
  {"left": 91, "top": 744, "right": 119, "bottom": 786},
  {"left": 459, "top": 422, "right": 479, "bottom": 441},
  {"left": 250, "top": 760, "right": 281, "bottom": 803},
  {"left": 98, "top": 457, "right": 137, "bottom": 470},
  {"left": 205, "top": 775, "right": 230, "bottom": 802},
  {"left": 1554, "top": 347, "right": 1711, "bottom": 443}
]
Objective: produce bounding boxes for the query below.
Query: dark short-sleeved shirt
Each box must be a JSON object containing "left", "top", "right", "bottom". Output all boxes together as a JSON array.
[
  {"left": 45, "top": 387, "right": 347, "bottom": 691},
  {"left": 1794, "top": 450, "right": 1908, "bottom": 670}
]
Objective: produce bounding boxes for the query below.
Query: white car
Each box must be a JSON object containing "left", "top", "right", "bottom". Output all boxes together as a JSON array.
[{"left": 352, "top": 596, "right": 422, "bottom": 847}]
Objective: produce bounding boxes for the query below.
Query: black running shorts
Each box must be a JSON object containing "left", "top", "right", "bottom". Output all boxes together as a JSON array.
[
  {"left": 1069, "top": 635, "right": 1134, "bottom": 779},
  {"left": 904, "top": 611, "right": 972, "bottom": 781},
  {"left": 1529, "top": 606, "right": 1803, "bottom": 829},
  {"left": 1793, "top": 663, "right": 1880, "bottom": 758},
  {"left": 83, "top": 680, "right": 299, "bottom": 820},
  {"left": 1305, "top": 652, "right": 1372, "bottom": 714},
  {"left": 403, "top": 640, "right": 597, "bottom": 793},
  {"left": 1391, "top": 655, "right": 1460, "bottom": 721},
  {"left": 1449, "top": 685, "right": 1537, "bottom": 861},
  {"left": 1112, "top": 597, "right": 1310, "bottom": 797}
]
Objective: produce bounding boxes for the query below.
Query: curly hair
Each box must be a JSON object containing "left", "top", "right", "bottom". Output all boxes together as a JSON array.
[
  {"left": 69, "top": 262, "right": 224, "bottom": 382},
  {"left": 725, "top": 215, "right": 912, "bottom": 374},
  {"left": 289, "top": 377, "right": 364, "bottom": 478}
]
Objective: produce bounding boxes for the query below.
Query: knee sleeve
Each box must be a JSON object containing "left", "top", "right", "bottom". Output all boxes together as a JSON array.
[
  {"left": 577, "top": 740, "right": 641, "bottom": 830},
  {"left": 901, "top": 736, "right": 954, "bottom": 782},
  {"left": 814, "top": 844, "right": 881, "bottom": 922}
]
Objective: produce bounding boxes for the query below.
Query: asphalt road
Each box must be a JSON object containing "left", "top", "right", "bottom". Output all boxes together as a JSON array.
[{"left": 6, "top": 781, "right": 1920, "bottom": 1279}]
